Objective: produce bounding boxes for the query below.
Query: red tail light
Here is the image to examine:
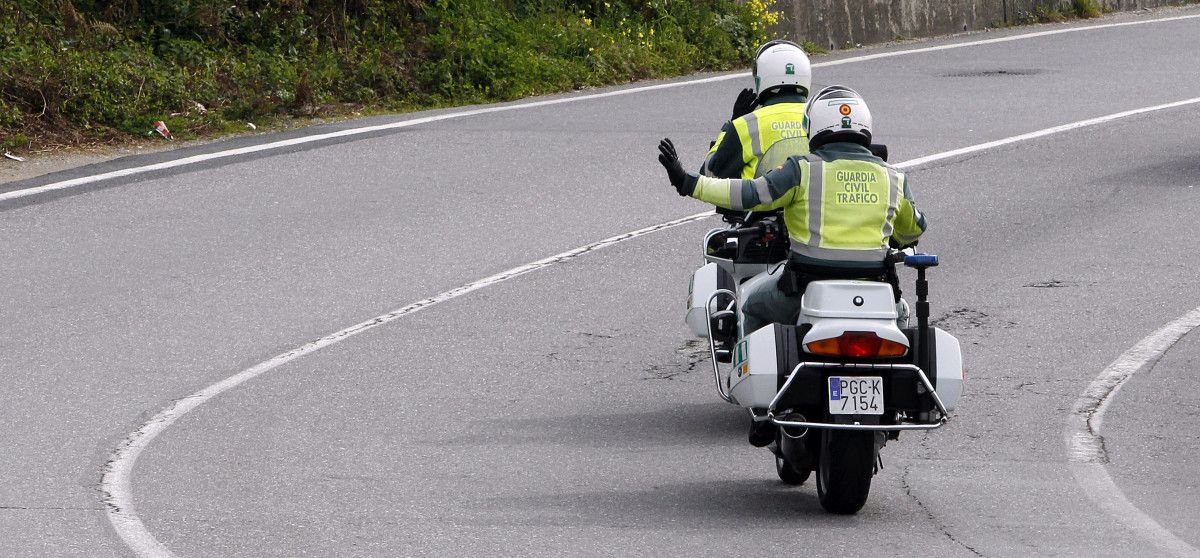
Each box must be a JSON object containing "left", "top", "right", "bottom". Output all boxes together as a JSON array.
[{"left": 805, "top": 331, "right": 908, "bottom": 358}]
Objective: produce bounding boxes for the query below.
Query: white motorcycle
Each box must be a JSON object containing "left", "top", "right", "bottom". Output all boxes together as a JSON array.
[{"left": 685, "top": 211, "right": 964, "bottom": 514}]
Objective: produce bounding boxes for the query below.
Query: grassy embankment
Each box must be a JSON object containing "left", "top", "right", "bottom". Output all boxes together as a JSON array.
[{"left": 0, "top": 0, "right": 783, "bottom": 153}]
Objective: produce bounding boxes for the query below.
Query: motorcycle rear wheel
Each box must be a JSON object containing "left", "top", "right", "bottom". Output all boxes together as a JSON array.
[{"left": 816, "top": 430, "right": 875, "bottom": 514}]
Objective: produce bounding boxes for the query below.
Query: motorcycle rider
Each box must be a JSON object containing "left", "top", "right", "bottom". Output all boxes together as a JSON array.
[
  {"left": 702, "top": 40, "right": 812, "bottom": 180},
  {"left": 659, "top": 86, "right": 926, "bottom": 444},
  {"left": 702, "top": 40, "right": 810, "bottom": 355}
]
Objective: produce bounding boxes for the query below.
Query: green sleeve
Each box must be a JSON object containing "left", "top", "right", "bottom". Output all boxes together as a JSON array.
[
  {"left": 691, "top": 157, "right": 803, "bottom": 210},
  {"left": 890, "top": 173, "right": 927, "bottom": 245},
  {"left": 700, "top": 122, "right": 745, "bottom": 178}
]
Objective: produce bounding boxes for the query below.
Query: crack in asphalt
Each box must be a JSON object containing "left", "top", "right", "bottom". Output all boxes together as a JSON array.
[
  {"left": 900, "top": 431, "right": 986, "bottom": 557},
  {"left": 931, "top": 308, "right": 1016, "bottom": 331},
  {"left": 644, "top": 339, "right": 708, "bottom": 380}
]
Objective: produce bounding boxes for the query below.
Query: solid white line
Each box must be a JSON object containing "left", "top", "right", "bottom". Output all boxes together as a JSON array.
[
  {"left": 1066, "top": 308, "right": 1200, "bottom": 558},
  {"left": 5, "top": 12, "right": 1198, "bottom": 205},
  {"left": 896, "top": 97, "right": 1200, "bottom": 170},
  {"left": 815, "top": 13, "right": 1200, "bottom": 69},
  {"left": 101, "top": 92, "right": 1200, "bottom": 557}
]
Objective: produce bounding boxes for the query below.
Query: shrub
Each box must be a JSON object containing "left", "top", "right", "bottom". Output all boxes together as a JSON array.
[
  {"left": 0, "top": 0, "right": 780, "bottom": 148},
  {"left": 801, "top": 40, "right": 828, "bottom": 55},
  {"left": 1073, "top": 0, "right": 1103, "bottom": 18},
  {"left": 1034, "top": 5, "right": 1067, "bottom": 22}
]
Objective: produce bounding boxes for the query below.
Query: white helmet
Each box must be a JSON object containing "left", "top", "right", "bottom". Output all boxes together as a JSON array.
[
  {"left": 804, "top": 85, "right": 873, "bottom": 149},
  {"left": 753, "top": 40, "right": 812, "bottom": 98}
]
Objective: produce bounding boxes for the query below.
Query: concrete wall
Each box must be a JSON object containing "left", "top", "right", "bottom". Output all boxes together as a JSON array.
[{"left": 773, "top": 0, "right": 1194, "bottom": 50}]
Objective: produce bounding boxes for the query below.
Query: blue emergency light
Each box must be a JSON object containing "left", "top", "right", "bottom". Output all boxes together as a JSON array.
[{"left": 903, "top": 254, "right": 939, "bottom": 267}]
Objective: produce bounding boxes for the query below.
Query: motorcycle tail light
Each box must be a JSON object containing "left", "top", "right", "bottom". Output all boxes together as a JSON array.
[{"left": 805, "top": 331, "right": 908, "bottom": 358}]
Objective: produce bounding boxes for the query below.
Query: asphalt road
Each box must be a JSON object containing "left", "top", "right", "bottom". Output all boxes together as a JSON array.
[{"left": 3, "top": 7, "right": 1200, "bottom": 556}]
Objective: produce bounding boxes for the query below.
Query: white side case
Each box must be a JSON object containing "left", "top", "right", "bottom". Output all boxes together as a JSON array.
[
  {"left": 728, "top": 325, "right": 781, "bottom": 409},
  {"left": 934, "top": 327, "right": 964, "bottom": 411},
  {"left": 685, "top": 262, "right": 720, "bottom": 338}
]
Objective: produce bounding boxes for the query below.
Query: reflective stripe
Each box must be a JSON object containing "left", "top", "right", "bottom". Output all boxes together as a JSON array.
[
  {"left": 882, "top": 170, "right": 900, "bottom": 239},
  {"left": 807, "top": 161, "right": 824, "bottom": 246},
  {"left": 743, "top": 112, "right": 762, "bottom": 157},
  {"left": 753, "top": 176, "right": 772, "bottom": 204},
  {"left": 790, "top": 243, "right": 888, "bottom": 262},
  {"left": 730, "top": 180, "right": 748, "bottom": 211}
]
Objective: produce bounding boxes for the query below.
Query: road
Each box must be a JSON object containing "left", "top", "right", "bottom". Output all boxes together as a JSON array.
[{"left": 2, "top": 7, "right": 1200, "bottom": 556}]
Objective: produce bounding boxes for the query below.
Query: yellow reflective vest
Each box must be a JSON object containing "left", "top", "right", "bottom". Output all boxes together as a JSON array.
[
  {"left": 704, "top": 101, "right": 809, "bottom": 179},
  {"left": 693, "top": 144, "right": 926, "bottom": 266}
]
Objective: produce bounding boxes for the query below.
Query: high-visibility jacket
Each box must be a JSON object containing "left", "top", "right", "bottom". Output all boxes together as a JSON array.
[
  {"left": 692, "top": 142, "right": 926, "bottom": 268},
  {"left": 702, "top": 94, "right": 809, "bottom": 179}
]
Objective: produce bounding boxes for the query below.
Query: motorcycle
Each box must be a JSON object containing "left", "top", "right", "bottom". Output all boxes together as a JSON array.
[{"left": 685, "top": 209, "right": 964, "bottom": 514}]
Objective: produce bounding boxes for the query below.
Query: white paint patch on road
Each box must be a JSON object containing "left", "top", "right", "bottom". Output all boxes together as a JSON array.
[
  {"left": 5, "top": 13, "right": 1199, "bottom": 205},
  {"left": 101, "top": 94, "right": 1200, "bottom": 557},
  {"left": 100, "top": 211, "right": 713, "bottom": 558},
  {"left": 1066, "top": 307, "right": 1200, "bottom": 558}
]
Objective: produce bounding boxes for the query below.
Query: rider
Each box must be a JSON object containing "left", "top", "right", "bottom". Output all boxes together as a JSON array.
[
  {"left": 702, "top": 40, "right": 812, "bottom": 180},
  {"left": 661, "top": 84, "right": 927, "bottom": 348},
  {"left": 661, "top": 85, "right": 926, "bottom": 447}
]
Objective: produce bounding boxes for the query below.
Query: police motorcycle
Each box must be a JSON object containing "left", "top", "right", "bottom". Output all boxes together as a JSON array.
[{"left": 684, "top": 208, "right": 964, "bottom": 514}]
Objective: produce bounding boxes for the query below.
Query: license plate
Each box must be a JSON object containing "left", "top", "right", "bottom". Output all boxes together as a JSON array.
[{"left": 828, "top": 376, "right": 884, "bottom": 415}]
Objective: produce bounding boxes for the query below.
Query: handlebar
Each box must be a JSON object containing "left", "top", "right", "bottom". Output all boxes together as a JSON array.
[
  {"left": 724, "top": 223, "right": 769, "bottom": 238},
  {"left": 886, "top": 248, "right": 917, "bottom": 265}
]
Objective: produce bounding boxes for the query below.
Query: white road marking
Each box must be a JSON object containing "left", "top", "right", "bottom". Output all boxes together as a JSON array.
[
  {"left": 815, "top": 13, "right": 1200, "bottom": 69},
  {"left": 4, "top": 13, "right": 1199, "bottom": 205},
  {"left": 1066, "top": 308, "right": 1200, "bottom": 557},
  {"left": 100, "top": 212, "right": 713, "bottom": 557},
  {"left": 897, "top": 97, "right": 1200, "bottom": 170},
  {"left": 94, "top": 13, "right": 1200, "bottom": 558}
]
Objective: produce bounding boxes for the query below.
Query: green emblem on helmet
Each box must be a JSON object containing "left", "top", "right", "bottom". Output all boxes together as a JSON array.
[
  {"left": 785, "top": 63, "right": 795, "bottom": 75},
  {"left": 840, "top": 116, "right": 852, "bottom": 129}
]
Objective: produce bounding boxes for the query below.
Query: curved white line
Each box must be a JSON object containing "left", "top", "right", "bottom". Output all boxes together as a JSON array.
[
  {"left": 5, "top": 13, "right": 1199, "bottom": 205},
  {"left": 100, "top": 211, "right": 714, "bottom": 557},
  {"left": 1066, "top": 308, "right": 1200, "bottom": 557}
]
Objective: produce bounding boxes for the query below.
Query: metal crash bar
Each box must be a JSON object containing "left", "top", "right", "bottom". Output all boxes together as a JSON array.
[
  {"left": 705, "top": 289, "right": 737, "bottom": 403},
  {"left": 768, "top": 362, "right": 950, "bottom": 432}
]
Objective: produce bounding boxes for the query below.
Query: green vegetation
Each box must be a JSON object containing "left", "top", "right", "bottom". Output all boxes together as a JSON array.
[
  {"left": 1009, "top": 0, "right": 1108, "bottom": 25},
  {"left": 1022, "top": 4, "right": 1068, "bottom": 23},
  {"left": 1072, "top": 0, "right": 1103, "bottom": 18},
  {"left": 800, "top": 40, "right": 828, "bottom": 55},
  {"left": 0, "top": 0, "right": 779, "bottom": 150}
]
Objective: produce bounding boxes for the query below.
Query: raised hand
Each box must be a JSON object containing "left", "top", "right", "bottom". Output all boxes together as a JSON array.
[
  {"left": 657, "top": 138, "right": 696, "bottom": 196},
  {"left": 732, "top": 88, "right": 758, "bottom": 120}
]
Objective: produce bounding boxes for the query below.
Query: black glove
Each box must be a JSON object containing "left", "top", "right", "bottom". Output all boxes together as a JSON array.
[
  {"left": 657, "top": 138, "right": 697, "bottom": 197},
  {"left": 731, "top": 88, "right": 758, "bottom": 120}
]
